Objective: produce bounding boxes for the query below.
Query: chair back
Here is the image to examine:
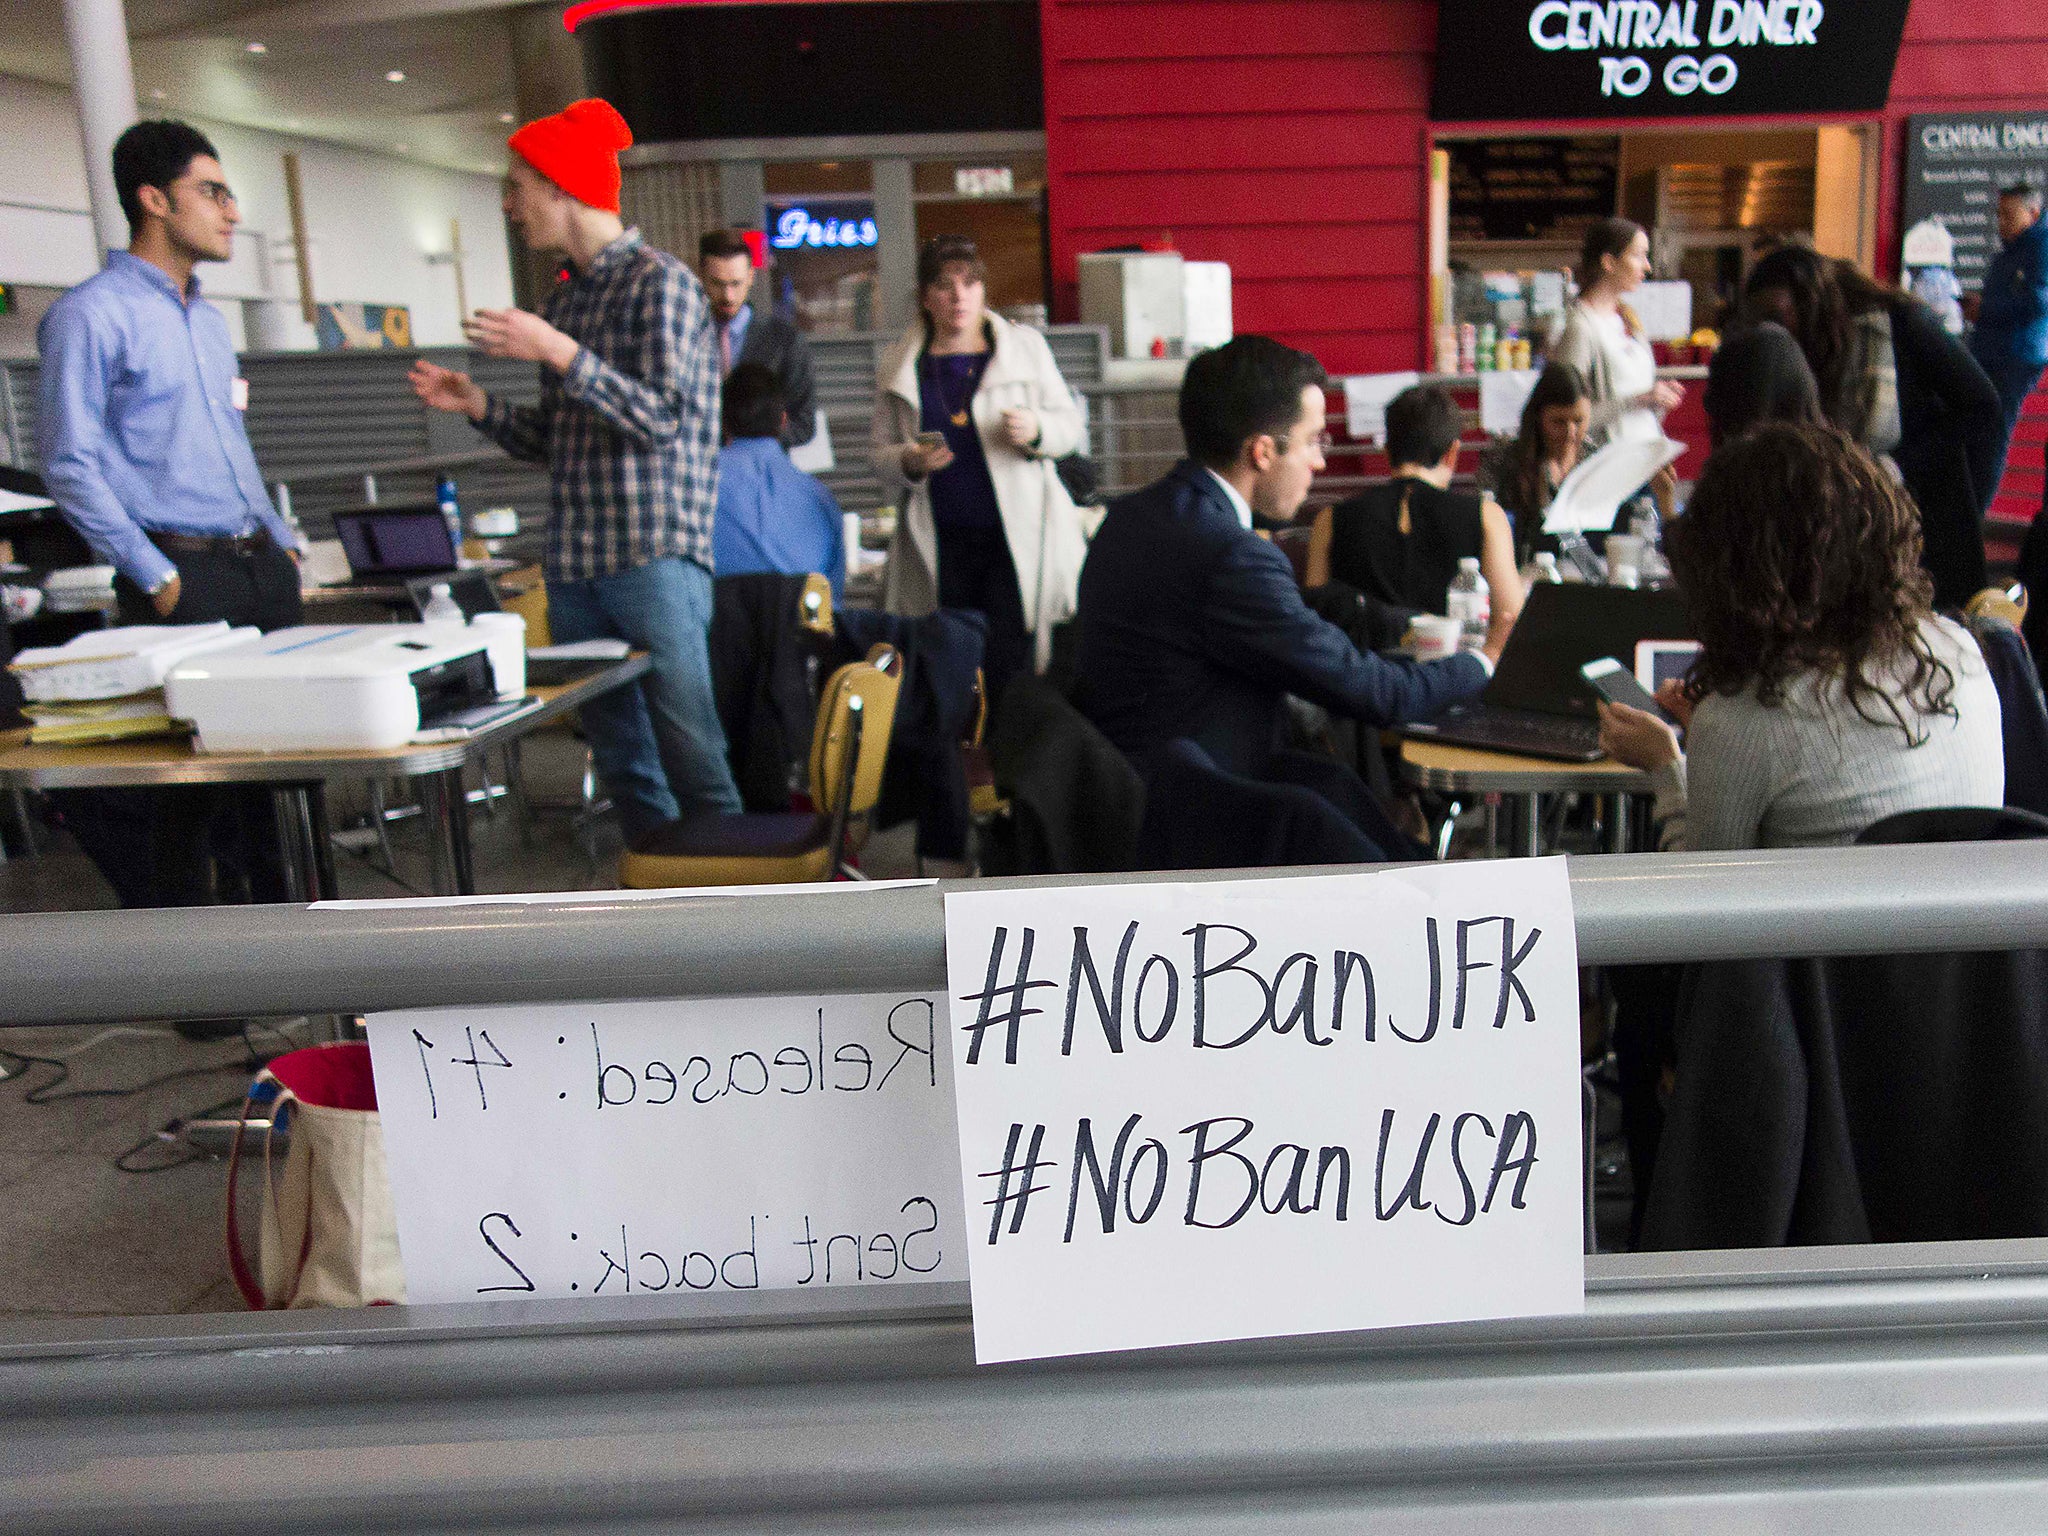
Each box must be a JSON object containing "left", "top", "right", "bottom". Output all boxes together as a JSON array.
[
  {"left": 798, "top": 573, "right": 834, "bottom": 638},
  {"left": 499, "top": 567, "right": 551, "bottom": 647},
  {"left": 808, "top": 642, "right": 902, "bottom": 832},
  {"left": 1857, "top": 806, "right": 2048, "bottom": 845}
]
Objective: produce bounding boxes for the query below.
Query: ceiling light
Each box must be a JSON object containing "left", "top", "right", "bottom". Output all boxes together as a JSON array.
[
  {"left": 287, "top": 118, "right": 302, "bottom": 129},
  {"left": 244, "top": 41, "right": 267, "bottom": 53},
  {"left": 385, "top": 70, "right": 406, "bottom": 82},
  {"left": 149, "top": 88, "right": 166, "bottom": 100},
  {"left": 497, "top": 112, "right": 515, "bottom": 124}
]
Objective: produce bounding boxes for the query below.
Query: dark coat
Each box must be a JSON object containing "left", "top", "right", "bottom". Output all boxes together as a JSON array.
[
  {"left": 834, "top": 606, "right": 986, "bottom": 860},
  {"left": 708, "top": 573, "right": 823, "bottom": 813},
  {"left": 1071, "top": 460, "right": 1489, "bottom": 777},
  {"left": 1888, "top": 295, "right": 2006, "bottom": 608},
  {"left": 1135, "top": 738, "right": 1388, "bottom": 870},
  {"left": 1641, "top": 947, "right": 2048, "bottom": 1249},
  {"left": 737, "top": 310, "right": 819, "bottom": 448},
  {"left": 989, "top": 672, "right": 1145, "bottom": 875},
  {"left": 1968, "top": 614, "right": 2048, "bottom": 819}
]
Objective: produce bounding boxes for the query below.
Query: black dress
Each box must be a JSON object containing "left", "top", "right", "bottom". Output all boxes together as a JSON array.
[{"left": 1325, "top": 476, "right": 1486, "bottom": 616}]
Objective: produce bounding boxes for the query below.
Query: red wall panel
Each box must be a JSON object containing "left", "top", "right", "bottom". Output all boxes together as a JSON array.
[
  {"left": 1043, "top": 0, "right": 1435, "bottom": 374},
  {"left": 1044, "top": 0, "right": 2048, "bottom": 523}
]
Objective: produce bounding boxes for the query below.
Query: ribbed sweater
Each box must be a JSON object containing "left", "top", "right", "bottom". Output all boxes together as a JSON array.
[{"left": 1651, "top": 614, "right": 2005, "bottom": 851}]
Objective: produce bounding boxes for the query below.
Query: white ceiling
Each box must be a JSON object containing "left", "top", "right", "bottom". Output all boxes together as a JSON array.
[{"left": 0, "top": 0, "right": 535, "bottom": 175}]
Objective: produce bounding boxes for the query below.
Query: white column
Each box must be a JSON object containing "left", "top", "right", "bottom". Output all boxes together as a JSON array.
[{"left": 61, "top": 0, "right": 140, "bottom": 261}]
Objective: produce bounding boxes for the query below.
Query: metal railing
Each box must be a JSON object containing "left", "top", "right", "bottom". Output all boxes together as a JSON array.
[
  {"left": 7, "top": 836, "right": 2048, "bottom": 1531},
  {"left": 3, "top": 843, "right": 2041, "bottom": 1026}
]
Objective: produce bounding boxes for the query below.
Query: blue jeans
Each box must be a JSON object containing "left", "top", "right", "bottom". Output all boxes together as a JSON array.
[
  {"left": 547, "top": 556, "right": 742, "bottom": 839},
  {"left": 1981, "top": 356, "right": 2045, "bottom": 497}
]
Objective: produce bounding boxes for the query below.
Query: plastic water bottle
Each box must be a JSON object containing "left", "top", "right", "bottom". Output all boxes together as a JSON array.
[
  {"left": 436, "top": 474, "right": 462, "bottom": 556},
  {"left": 1628, "top": 507, "right": 1670, "bottom": 585},
  {"left": 1520, "top": 550, "right": 1563, "bottom": 587},
  {"left": 420, "top": 581, "right": 466, "bottom": 630},
  {"left": 1446, "top": 556, "right": 1489, "bottom": 650}
]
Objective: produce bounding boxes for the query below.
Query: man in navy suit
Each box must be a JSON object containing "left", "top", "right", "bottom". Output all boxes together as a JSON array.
[{"left": 1073, "top": 335, "right": 1502, "bottom": 782}]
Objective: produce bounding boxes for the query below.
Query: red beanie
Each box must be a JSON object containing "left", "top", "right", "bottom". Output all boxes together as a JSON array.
[{"left": 508, "top": 98, "right": 632, "bottom": 213}]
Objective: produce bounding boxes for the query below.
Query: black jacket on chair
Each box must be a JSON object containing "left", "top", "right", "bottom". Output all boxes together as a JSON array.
[
  {"left": 835, "top": 607, "right": 986, "bottom": 860},
  {"left": 1071, "top": 460, "right": 1489, "bottom": 778},
  {"left": 737, "top": 310, "right": 819, "bottom": 448},
  {"left": 709, "top": 573, "right": 822, "bottom": 813},
  {"left": 989, "top": 672, "right": 1146, "bottom": 875},
  {"left": 1135, "top": 738, "right": 1387, "bottom": 871},
  {"left": 1640, "top": 945, "right": 2048, "bottom": 1250}
]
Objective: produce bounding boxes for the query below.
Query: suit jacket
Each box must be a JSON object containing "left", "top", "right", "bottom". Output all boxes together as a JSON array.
[
  {"left": 1071, "top": 460, "right": 1490, "bottom": 776},
  {"left": 736, "top": 310, "right": 818, "bottom": 448}
]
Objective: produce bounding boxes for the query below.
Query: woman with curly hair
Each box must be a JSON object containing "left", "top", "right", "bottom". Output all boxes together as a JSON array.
[
  {"left": 1598, "top": 422, "right": 2003, "bottom": 850},
  {"left": 1744, "top": 245, "right": 2004, "bottom": 608}
]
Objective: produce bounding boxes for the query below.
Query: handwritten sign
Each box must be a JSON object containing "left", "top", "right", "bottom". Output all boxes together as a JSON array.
[
  {"left": 942, "top": 862, "right": 1585, "bottom": 1363},
  {"left": 1344, "top": 372, "right": 1421, "bottom": 447},
  {"left": 366, "top": 992, "right": 967, "bottom": 1304}
]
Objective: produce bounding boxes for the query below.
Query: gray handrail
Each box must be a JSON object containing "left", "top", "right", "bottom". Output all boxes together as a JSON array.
[{"left": 2, "top": 842, "right": 2043, "bottom": 1027}]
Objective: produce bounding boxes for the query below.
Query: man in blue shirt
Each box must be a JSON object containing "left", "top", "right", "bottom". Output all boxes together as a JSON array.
[
  {"left": 37, "top": 120, "right": 305, "bottom": 915},
  {"left": 714, "top": 363, "right": 844, "bottom": 598},
  {"left": 1969, "top": 184, "right": 2048, "bottom": 473},
  {"left": 39, "top": 121, "right": 302, "bottom": 626}
]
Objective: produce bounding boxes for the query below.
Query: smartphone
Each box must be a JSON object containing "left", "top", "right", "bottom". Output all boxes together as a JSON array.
[
  {"left": 915, "top": 431, "right": 947, "bottom": 452},
  {"left": 1581, "top": 656, "right": 1672, "bottom": 720}
]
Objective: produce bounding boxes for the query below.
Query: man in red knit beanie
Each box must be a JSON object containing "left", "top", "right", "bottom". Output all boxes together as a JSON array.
[{"left": 411, "top": 99, "right": 742, "bottom": 839}]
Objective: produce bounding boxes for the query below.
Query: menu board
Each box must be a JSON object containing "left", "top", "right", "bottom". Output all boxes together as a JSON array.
[
  {"left": 1449, "top": 137, "right": 1620, "bottom": 243},
  {"left": 1901, "top": 113, "right": 2048, "bottom": 292}
]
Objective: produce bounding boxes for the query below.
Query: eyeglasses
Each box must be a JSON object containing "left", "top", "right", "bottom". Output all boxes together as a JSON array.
[
  {"left": 179, "top": 179, "right": 238, "bottom": 209},
  {"left": 1274, "top": 431, "right": 1335, "bottom": 454}
]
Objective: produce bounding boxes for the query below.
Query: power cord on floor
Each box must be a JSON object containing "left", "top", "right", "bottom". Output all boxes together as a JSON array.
[{"left": 0, "top": 1017, "right": 318, "bottom": 1174}]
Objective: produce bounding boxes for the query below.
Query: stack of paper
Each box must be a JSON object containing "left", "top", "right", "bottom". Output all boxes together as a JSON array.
[{"left": 22, "top": 693, "right": 185, "bottom": 745}]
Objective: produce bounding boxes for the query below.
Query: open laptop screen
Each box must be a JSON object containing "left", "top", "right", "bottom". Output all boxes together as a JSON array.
[
  {"left": 332, "top": 506, "right": 458, "bottom": 577},
  {"left": 1484, "top": 583, "right": 1693, "bottom": 719}
]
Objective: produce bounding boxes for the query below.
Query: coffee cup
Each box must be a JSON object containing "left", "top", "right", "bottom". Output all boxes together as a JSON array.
[
  {"left": 1604, "top": 535, "right": 1644, "bottom": 584},
  {"left": 1410, "top": 613, "right": 1463, "bottom": 661}
]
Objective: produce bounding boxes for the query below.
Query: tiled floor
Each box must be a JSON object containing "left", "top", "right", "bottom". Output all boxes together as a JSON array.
[{"left": 0, "top": 733, "right": 924, "bottom": 1321}]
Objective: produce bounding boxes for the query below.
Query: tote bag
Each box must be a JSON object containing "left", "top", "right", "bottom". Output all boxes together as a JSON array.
[{"left": 226, "top": 1041, "right": 406, "bottom": 1309}]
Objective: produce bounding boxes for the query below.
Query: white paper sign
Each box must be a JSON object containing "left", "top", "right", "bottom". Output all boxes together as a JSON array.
[
  {"left": 1343, "top": 371, "right": 1421, "bottom": 445},
  {"left": 367, "top": 991, "right": 968, "bottom": 1303},
  {"left": 943, "top": 862, "right": 1584, "bottom": 1364},
  {"left": 1630, "top": 280, "right": 1694, "bottom": 342},
  {"left": 1479, "top": 369, "right": 1541, "bottom": 435}
]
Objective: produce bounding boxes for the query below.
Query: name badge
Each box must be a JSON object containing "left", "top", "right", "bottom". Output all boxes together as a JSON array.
[{"left": 231, "top": 377, "right": 250, "bottom": 410}]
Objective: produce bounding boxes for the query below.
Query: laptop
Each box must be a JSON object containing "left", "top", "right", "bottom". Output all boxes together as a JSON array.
[
  {"left": 330, "top": 505, "right": 459, "bottom": 584},
  {"left": 1402, "top": 582, "right": 1693, "bottom": 762}
]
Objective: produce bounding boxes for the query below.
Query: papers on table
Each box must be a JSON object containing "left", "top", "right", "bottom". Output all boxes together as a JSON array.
[
  {"left": 0, "top": 488, "right": 56, "bottom": 515},
  {"left": 526, "top": 638, "right": 631, "bottom": 662}
]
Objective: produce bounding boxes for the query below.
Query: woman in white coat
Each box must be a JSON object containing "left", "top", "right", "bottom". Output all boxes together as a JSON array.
[{"left": 873, "top": 234, "right": 1085, "bottom": 697}]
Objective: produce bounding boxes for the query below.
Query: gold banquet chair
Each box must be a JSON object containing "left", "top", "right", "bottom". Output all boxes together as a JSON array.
[{"left": 619, "top": 643, "right": 902, "bottom": 888}]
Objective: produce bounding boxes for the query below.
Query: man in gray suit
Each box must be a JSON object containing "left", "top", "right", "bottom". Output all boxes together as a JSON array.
[{"left": 698, "top": 228, "right": 817, "bottom": 447}]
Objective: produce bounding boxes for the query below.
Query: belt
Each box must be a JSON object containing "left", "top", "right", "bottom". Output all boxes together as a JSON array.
[{"left": 154, "top": 530, "right": 273, "bottom": 557}]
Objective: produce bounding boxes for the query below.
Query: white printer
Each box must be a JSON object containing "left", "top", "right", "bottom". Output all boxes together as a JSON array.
[{"left": 164, "top": 624, "right": 500, "bottom": 752}]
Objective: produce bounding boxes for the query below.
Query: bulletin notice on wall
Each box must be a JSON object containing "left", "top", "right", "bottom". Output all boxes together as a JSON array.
[
  {"left": 942, "top": 862, "right": 1586, "bottom": 1364},
  {"left": 366, "top": 992, "right": 967, "bottom": 1303},
  {"left": 1903, "top": 113, "right": 2048, "bottom": 292}
]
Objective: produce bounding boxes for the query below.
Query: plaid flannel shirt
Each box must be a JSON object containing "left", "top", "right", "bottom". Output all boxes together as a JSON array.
[{"left": 477, "top": 229, "right": 720, "bottom": 583}]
